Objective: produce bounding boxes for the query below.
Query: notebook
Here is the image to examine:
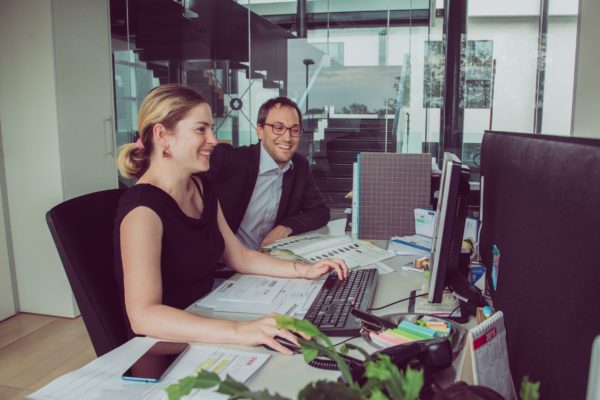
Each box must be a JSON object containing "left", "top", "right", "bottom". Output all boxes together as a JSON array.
[
  {"left": 456, "top": 311, "right": 516, "bottom": 400},
  {"left": 357, "top": 153, "right": 431, "bottom": 240}
]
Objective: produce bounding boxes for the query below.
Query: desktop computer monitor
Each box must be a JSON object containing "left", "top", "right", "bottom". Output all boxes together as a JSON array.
[
  {"left": 480, "top": 131, "right": 600, "bottom": 400},
  {"left": 428, "top": 153, "right": 475, "bottom": 306}
]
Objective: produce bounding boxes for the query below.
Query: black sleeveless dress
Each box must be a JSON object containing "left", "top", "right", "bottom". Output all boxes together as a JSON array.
[{"left": 113, "top": 176, "right": 225, "bottom": 337}]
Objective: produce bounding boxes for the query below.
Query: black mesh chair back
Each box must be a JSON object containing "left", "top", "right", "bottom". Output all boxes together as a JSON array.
[{"left": 46, "top": 188, "right": 127, "bottom": 357}]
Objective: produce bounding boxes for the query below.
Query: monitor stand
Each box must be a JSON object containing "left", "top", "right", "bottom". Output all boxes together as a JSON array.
[
  {"left": 408, "top": 289, "right": 469, "bottom": 324},
  {"left": 447, "top": 270, "right": 488, "bottom": 316}
]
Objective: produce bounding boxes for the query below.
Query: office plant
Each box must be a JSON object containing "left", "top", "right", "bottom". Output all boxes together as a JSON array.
[{"left": 165, "top": 315, "right": 424, "bottom": 400}]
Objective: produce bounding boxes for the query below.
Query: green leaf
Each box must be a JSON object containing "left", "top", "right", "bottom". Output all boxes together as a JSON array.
[
  {"left": 165, "top": 383, "right": 183, "bottom": 400},
  {"left": 192, "top": 370, "right": 221, "bottom": 389},
  {"left": 298, "top": 380, "right": 362, "bottom": 400},
  {"left": 165, "top": 371, "right": 220, "bottom": 400},
  {"left": 275, "top": 316, "right": 332, "bottom": 346},
  {"left": 294, "top": 336, "right": 355, "bottom": 385},
  {"left": 367, "top": 388, "right": 389, "bottom": 400},
  {"left": 519, "top": 376, "right": 540, "bottom": 400},
  {"left": 175, "top": 376, "right": 197, "bottom": 395},
  {"left": 365, "top": 356, "right": 396, "bottom": 382},
  {"left": 301, "top": 347, "right": 319, "bottom": 363},
  {"left": 359, "top": 378, "right": 385, "bottom": 399},
  {"left": 339, "top": 344, "right": 350, "bottom": 355},
  {"left": 401, "top": 366, "right": 424, "bottom": 400},
  {"left": 365, "top": 359, "right": 392, "bottom": 381},
  {"left": 365, "top": 357, "right": 403, "bottom": 400},
  {"left": 216, "top": 374, "right": 250, "bottom": 396}
]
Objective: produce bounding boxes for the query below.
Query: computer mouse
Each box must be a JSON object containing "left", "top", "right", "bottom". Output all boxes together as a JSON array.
[{"left": 262, "top": 336, "right": 302, "bottom": 354}]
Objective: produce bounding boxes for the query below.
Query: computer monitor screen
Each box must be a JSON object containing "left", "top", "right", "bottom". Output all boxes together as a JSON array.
[
  {"left": 428, "top": 153, "right": 470, "bottom": 304},
  {"left": 480, "top": 131, "right": 600, "bottom": 400}
]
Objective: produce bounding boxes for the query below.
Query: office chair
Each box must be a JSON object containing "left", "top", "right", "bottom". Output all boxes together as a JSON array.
[{"left": 46, "top": 188, "right": 127, "bottom": 357}]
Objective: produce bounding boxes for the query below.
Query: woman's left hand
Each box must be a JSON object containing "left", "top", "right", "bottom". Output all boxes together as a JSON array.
[{"left": 297, "top": 258, "right": 348, "bottom": 280}]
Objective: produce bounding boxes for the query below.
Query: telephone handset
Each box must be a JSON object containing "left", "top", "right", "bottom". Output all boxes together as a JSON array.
[
  {"left": 308, "top": 337, "right": 452, "bottom": 380},
  {"left": 341, "top": 338, "right": 453, "bottom": 384}
]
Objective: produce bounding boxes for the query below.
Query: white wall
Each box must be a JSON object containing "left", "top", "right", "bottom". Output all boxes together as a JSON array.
[
  {"left": 572, "top": 0, "right": 600, "bottom": 138},
  {"left": 0, "top": 0, "right": 117, "bottom": 317},
  {"left": 0, "top": 124, "right": 17, "bottom": 320},
  {"left": 0, "top": 1, "right": 72, "bottom": 316}
]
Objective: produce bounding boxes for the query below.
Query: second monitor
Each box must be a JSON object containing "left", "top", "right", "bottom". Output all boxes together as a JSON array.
[{"left": 427, "top": 153, "right": 486, "bottom": 315}]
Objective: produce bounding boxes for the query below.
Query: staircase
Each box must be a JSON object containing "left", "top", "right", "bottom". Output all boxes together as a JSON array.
[{"left": 109, "top": 0, "right": 291, "bottom": 117}]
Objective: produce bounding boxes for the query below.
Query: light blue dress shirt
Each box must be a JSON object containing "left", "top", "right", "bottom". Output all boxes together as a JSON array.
[{"left": 236, "top": 143, "right": 293, "bottom": 249}]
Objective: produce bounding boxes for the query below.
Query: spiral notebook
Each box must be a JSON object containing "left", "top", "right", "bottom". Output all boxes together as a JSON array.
[{"left": 456, "top": 311, "right": 517, "bottom": 400}]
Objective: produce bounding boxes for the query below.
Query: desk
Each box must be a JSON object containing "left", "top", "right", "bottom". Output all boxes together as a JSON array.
[
  {"left": 31, "top": 220, "right": 450, "bottom": 399},
  {"left": 190, "top": 255, "right": 427, "bottom": 397}
]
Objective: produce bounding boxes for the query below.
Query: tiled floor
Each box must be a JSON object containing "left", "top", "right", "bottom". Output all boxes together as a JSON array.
[{"left": 0, "top": 313, "right": 95, "bottom": 400}]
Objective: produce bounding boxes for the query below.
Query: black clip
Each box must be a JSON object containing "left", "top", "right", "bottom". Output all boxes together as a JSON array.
[{"left": 351, "top": 308, "right": 396, "bottom": 332}]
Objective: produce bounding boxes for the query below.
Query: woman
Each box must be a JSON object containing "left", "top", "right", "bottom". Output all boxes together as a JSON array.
[{"left": 114, "top": 84, "right": 347, "bottom": 355}]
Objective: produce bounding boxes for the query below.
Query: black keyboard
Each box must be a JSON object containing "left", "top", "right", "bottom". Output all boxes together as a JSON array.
[{"left": 304, "top": 268, "right": 378, "bottom": 336}]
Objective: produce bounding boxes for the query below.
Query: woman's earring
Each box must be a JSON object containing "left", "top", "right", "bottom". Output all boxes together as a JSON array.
[{"left": 162, "top": 145, "right": 170, "bottom": 158}]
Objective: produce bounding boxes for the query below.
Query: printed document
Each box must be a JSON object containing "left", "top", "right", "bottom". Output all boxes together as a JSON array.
[
  {"left": 389, "top": 209, "right": 479, "bottom": 256},
  {"left": 388, "top": 208, "right": 435, "bottom": 255},
  {"left": 29, "top": 337, "right": 269, "bottom": 400},
  {"left": 262, "top": 233, "right": 395, "bottom": 268},
  {"left": 195, "top": 274, "right": 325, "bottom": 316}
]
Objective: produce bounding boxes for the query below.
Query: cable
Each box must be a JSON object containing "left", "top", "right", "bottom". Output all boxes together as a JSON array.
[
  {"left": 366, "top": 292, "right": 429, "bottom": 312},
  {"left": 309, "top": 352, "right": 362, "bottom": 371},
  {"left": 306, "top": 335, "right": 362, "bottom": 370},
  {"left": 448, "top": 303, "right": 462, "bottom": 318},
  {"left": 332, "top": 335, "right": 361, "bottom": 347}
]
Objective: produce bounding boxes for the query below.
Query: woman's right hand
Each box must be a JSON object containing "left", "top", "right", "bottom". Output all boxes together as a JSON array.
[
  {"left": 297, "top": 258, "right": 348, "bottom": 281},
  {"left": 234, "top": 315, "right": 307, "bottom": 355}
]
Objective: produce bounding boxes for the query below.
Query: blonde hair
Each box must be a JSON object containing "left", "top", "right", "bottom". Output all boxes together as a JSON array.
[{"left": 116, "top": 84, "right": 208, "bottom": 178}]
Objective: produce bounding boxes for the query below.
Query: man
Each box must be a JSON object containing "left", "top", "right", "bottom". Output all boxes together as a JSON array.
[{"left": 203, "top": 97, "right": 330, "bottom": 249}]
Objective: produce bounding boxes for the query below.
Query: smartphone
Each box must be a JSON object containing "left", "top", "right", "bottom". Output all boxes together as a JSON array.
[{"left": 122, "top": 341, "right": 190, "bottom": 383}]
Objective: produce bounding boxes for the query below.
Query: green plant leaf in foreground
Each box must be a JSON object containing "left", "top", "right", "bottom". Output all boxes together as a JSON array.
[
  {"left": 296, "top": 335, "right": 356, "bottom": 386},
  {"left": 298, "top": 380, "right": 362, "bottom": 400},
  {"left": 165, "top": 370, "right": 220, "bottom": 400},
  {"left": 364, "top": 355, "right": 402, "bottom": 399},
  {"left": 217, "top": 374, "right": 250, "bottom": 396},
  {"left": 166, "top": 316, "right": 426, "bottom": 400},
  {"left": 401, "top": 366, "right": 424, "bottom": 400},
  {"left": 367, "top": 388, "right": 389, "bottom": 400},
  {"left": 300, "top": 346, "right": 319, "bottom": 363},
  {"left": 275, "top": 315, "right": 332, "bottom": 346},
  {"left": 519, "top": 376, "right": 540, "bottom": 400}
]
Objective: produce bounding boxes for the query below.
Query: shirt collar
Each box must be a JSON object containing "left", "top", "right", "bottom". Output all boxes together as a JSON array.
[{"left": 259, "top": 142, "right": 293, "bottom": 174}]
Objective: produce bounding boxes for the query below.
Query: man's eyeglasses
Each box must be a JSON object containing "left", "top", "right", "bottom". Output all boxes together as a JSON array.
[{"left": 263, "top": 122, "right": 303, "bottom": 137}]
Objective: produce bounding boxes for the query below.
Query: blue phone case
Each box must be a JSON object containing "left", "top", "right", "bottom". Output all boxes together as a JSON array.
[{"left": 121, "top": 375, "right": 160, "bottom": 383}]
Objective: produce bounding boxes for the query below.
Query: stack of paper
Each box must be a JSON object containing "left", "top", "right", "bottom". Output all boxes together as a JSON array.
[
  {"left": 389, "top": 209, "right": 480, "bottom": 256},
  {"left": 195, "top": 275, "right": 325, "bottom": 316},
  {"left": 263, "top": 233, "right": 395, "bottom": 269}
]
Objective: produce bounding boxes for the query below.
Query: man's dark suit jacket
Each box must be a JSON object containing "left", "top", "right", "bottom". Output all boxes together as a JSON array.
[{"left": 201, "top": 143, "right": 330, "bottom": 237}]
